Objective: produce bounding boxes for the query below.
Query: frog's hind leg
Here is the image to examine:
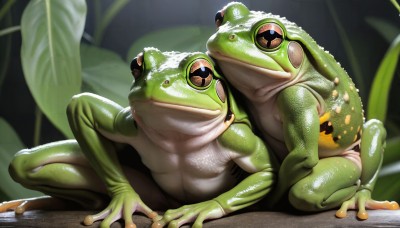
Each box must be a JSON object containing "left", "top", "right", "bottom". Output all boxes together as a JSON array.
[
  {"left": 336, "top": 119, "right": 399, "bottom": 220},
  {"left": 5, "top": 139, "right": 108, "bottom": 214},
  {"left": 288, "top": 156, "right": 361, "bottom": 212}
]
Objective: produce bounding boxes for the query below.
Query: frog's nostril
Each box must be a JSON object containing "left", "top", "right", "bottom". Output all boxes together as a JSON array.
[
  {"left": 228, "top": 34, "right": 237, "bottom": 41},
  {"left": 162, "top": 79, "right": 170, "bottom": 87}
]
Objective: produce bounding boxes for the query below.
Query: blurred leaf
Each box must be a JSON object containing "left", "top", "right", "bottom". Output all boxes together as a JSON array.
[
  {"left": 326, "top": 0, "right": 365, "bottom": 98},
  {"left": 126, "top": 26, "right": 214, "bottom": 62},
  {"left": 20, "top": 0, "right": 87, "bottom": 138},
  {"left": 81, "top": 44, "right": 131, "bottom": 106},
  {"left": 373, "top": 170, "right": 400, "bottom": 201},
  {"left": 367, "top": 34, "right": 400, "bottom": 122},
  {"left": 0, "top": 0, "right": 16, "bottom": 22},
  {"left": 365, "top": 17, "right": 400, "bottom": 43},
  {"left": 0, "top": 118, "right": 43, "bottom": 200},
  {"left": 93, "top": 0, "right": 130, "bottom": 45},
  {"left": 0, "top": 10, "right": 12, "bottom": 89},
  {"left": 382, "top": 136, "right": 400, "bottom": 166}
]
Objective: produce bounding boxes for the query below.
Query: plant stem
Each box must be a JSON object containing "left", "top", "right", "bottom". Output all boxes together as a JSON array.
[
  {"left": 391, "top": 0, "right": 400, "bottom": 13},
  {"left": 0, "top": 25, "right": 20, "bottom": 37},
  {"left": 33, "top": 106, "right": 43, "bottom": 146}
]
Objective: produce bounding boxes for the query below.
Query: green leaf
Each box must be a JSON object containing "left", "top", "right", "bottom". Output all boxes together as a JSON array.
[
  {"left": 365, "top": 17, "right": 400, "bottom": 43},
  {"left": 81, "top": 44, "right": 131, "bottom": 106},
  {"left": 20, "top": 0, "right": 87, "bottom": 138},
  {"left": 367, "top": 34, "right": 400, "bottom": 122},
  {"left": 0, "top": 118, "right": 43, "bottom": 200},
  {"left": 383, "top": 136, "right": 400, "bottom": 166},
  {"left": 126, "top": 26, "right": 215, "bottom": 62},
  {"left": 373, "top": 171, "right": 400, "bottom": 201}
]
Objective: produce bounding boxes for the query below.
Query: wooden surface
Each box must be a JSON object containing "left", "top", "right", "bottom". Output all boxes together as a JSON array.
[{"left": 1, "top": 210, "right": 400, "bottom": 227}]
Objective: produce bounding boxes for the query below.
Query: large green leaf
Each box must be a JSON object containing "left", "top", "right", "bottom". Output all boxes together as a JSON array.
[
  {"left": 20, "top": 0, "right": 87, "bottom": 138},
  {"left": 0, "top": 118, "right": 43, "bottom": 201},
  {"left": 367, "top": 34, "right": 400, "bottom": 122},
  {"left": 126, "top": 26, "right": 215, "bottom": 62},
  {"left": 81, "top": 44, "right": 131, "bottom": 106}
]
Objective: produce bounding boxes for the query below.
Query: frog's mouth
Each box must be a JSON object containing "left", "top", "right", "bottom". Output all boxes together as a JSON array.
[
  {"left": 207, "top": 51, "right": 291, "bottom": 79},
  {"left": 131, "top": 100, "right": 222, "bottom": 118}
]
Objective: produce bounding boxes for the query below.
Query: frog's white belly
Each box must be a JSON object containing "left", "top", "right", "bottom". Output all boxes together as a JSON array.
[{"left": 128, "top": 129, "right": 239, "bottom": 203}]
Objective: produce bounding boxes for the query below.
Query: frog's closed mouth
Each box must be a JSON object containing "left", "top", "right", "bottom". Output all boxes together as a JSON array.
[
  {"left": 132, "top": 100, "right": 222, "bottom": 118},
  {"left": 207, "top": 51, "right": 291, "bottom": 79}
]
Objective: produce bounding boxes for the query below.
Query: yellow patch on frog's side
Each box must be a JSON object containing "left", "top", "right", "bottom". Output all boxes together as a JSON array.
[{"left": 319, "top": 112, "right": 339, "bottom": 149}]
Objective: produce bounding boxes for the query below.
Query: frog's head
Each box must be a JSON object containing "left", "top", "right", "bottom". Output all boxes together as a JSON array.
[
  {"left": 207, "top": 2, "right": 340, "bottom": 92},
  {"left": 128, "top": 48, "right": 234, "bottom": 135}
]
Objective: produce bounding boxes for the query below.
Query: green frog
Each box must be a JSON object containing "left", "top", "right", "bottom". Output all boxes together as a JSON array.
[
  {"left": 207, "top": 2, "right": 398, "bottom": 219},
  {"left": 0, "top": 48, "right": 277, "bottom": 227}
]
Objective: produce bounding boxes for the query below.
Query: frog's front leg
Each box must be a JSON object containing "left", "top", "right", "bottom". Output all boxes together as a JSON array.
[
  {"left": 67, "top": 93, "right": 158, "bottom": 227},
  {"left": 336, "top": 119, "right": 399, "bottom": 219},
  {"left": 267, "top": 86, "right": 320, "bottom": 205}
]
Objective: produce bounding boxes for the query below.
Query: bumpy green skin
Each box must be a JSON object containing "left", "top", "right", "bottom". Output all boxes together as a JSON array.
[
  {"left": 207, "top": 2, "right": 397, "bottom": 219},
  {"left": 7, "top": 49, "right": 277, "bottom": 227}
]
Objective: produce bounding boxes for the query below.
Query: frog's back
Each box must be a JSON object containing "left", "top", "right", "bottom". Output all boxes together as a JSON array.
[{"left": 283, "top": 18, "right": 364, "bottom": 152}]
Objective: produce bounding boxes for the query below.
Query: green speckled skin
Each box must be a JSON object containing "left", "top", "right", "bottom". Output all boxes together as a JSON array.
[{"left": 207, "top": 2, "right": 398, "bottom": 219}]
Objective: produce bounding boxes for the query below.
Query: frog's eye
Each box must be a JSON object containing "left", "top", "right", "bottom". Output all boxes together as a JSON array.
[
  {"left": 215, "top": 10, "right": 224, "bottom": 28},
  {"left": 255, "top": 23, "right": 284, "bottom": 50},
  {"left": 188, "top": 59, "right": 213, "bottom": 89},
  {"left": 130, "top": 52, "right": 144, "bottom": 79}
]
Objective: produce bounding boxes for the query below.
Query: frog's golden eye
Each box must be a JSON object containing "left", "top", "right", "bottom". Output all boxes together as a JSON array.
[
  {"left": 130, "top": 52, "right": 144, "bottom": 79},
  {"left": 255, "top": 23, "right": 284, "bottom": 50},
  {"left": 189, "top": 59, "right": 213, "bottom": 88},
  {"left": 215, "top": 10, "right": 224, "bottom": 28}
]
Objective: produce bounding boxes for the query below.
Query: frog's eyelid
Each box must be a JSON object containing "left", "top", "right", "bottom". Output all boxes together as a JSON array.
[
  {"left": 130, "top": 52, "right": 144, "bottom": 79},
  {"left": 215, "top": 10, "right": 225, "bottom": 27}
]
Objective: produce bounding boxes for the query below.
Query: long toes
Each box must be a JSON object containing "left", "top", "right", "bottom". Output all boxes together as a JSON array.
[
  {"left": 366, "top": 200, "right": 400, "bottom": 210},
  {"left": 389, "top": 201, "right": 399, "bottom": 210}
]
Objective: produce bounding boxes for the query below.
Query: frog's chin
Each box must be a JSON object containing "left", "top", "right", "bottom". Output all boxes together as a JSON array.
[
  {"left": 130, "top": 100, "right": 226, "bottom": 136},
  {"left": 207, "top": 51, "right": 291, "bottom": 79}
]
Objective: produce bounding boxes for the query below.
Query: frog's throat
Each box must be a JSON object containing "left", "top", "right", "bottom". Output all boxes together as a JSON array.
[
  {"left": 207, "top": 51, "right": 291, "bottom": 79},
  {"left": 131, "top": 100, "right": 222, "bottom": 118}
]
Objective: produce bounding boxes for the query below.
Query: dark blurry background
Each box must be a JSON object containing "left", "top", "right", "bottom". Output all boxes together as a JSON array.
[{"left": 0, "top": 0, "right": 398, "bottom": 147}]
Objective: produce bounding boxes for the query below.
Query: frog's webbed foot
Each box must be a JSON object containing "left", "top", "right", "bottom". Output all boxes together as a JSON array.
[
  {"left": 0, "top": 196, "right": 75, "bottom": 214},
  {"left": 83, "top": 189, "right": 159, "bottom": 228},
  {"left": 335, "top": 189, "right": 399, "bottom": 220},
  {"left": 152, "top": 200, "right": 225, "bottom": 228}
]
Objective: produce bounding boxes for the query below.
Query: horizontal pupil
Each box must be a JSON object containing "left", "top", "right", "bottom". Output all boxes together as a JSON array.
[
  {"left": 257, "top": 30, "right": 282, "bottom": 41},
  {"left": 191, "top": 67, "right": 212, "bottom": 79}
]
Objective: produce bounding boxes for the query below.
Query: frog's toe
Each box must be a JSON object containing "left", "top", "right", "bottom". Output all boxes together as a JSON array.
[
  {"left": 151, "top": 221, "right": 164, "bottom": 228},
  {"left": 0, "top": 199, "right": 24, "bottom": 213},
  {"left": 335, "top": 209, "right": 348, "bottom": 218},
  {"left": 125, "top": 222, "right": 136, "bottom": 228},
  {"left": 83, "top": 215, "right": 95, "bottom": 225},
  {"left": 356, "top": 210, "right": 368, "bottom": 220},
  {"left": 366, "top": 200, "right": 400, "bottom": 210}
]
